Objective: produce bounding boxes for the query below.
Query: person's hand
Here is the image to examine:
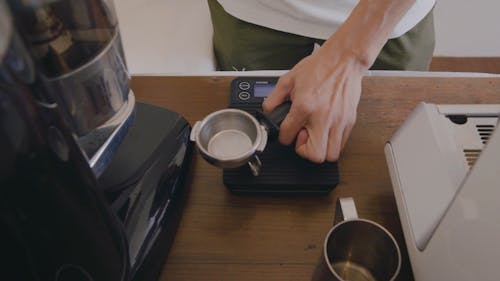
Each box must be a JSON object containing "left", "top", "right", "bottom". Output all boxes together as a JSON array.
[
  {"left": 262, "top": 45, "right": 365, "bottom": 163},
  {"left": 262, "top": 0, "right": 415, "bottom": 163}
]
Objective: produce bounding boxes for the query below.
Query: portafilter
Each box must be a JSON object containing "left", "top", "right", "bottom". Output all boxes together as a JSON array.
[{"left": 190, "top": 102, "right": 291, "bottom": 176}]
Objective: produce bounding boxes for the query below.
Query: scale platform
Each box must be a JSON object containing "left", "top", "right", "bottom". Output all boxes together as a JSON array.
[
  {"left": 223, "top": 140, "right": 339, "bottom": 194},
  {"left": 224, "top": 77, "right": 339, "bottom": 195}
]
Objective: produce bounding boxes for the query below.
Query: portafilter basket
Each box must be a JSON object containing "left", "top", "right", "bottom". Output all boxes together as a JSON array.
[{"left": 190, "top": 102, "right": 291, "bottom": 176}]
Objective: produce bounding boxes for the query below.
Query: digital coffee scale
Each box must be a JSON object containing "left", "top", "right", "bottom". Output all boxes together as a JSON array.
[{"left": 224, "top": 77, "right": 339, "bottom": 195}]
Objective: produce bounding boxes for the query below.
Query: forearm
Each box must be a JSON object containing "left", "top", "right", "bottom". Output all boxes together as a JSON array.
[
  {"left": 322, "top": 0, "right": 416, "bottom": 68},
  {"left": 265, "top": 0, "right": 417, "bottom": 162}
]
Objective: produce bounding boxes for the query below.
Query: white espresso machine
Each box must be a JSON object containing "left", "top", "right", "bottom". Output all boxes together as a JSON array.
[{"left": 385, "top": 103, "right": 500, "bottom": 280}]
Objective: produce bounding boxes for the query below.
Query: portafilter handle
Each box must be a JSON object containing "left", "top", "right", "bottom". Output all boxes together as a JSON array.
[{"left": 256, "top": 101, "right": 292, "bottom": 142}]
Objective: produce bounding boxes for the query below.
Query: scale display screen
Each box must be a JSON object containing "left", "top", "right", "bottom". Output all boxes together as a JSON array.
[{"left": 254, "top": 83, "right": 275, "bottom": 97}]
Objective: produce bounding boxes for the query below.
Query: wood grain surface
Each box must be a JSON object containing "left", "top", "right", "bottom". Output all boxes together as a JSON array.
[
  {"left": 130, "top": 75, "right": 500, "bottom": 281},
  {"left": 430, "top": 57, "right": 500, "bottom": 74}
]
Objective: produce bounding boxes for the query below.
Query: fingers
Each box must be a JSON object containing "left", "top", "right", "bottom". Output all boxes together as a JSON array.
[
  {"left": 295, "top": 129, "right": 328, "bottom": 163},
  {"left": 325, "top": 114, "right": 356, "bottom": 162},
  {"left": 279, "top": 102, "right": 309, "bottom": 145},
  {"left": 340, "top": 117, "right": 355, "bottom": 150},
  {"left": 295, "top": 118, "right": 354, "bottom": 163},
  {"left": 262, "top": 74, "right": 293, "bottom": 113},
  {"left": 262, "top": 61, "right": 361, "bottom": 163},
  {"left": 325, "top": 126, "right": 343, "bottom": 162},
  {"left": 325, "top": 74, "right": 360, "bottom": 162},
  {"left": 294, "top": 112, "right": 329, "bottom": 163},
  {"left": 296, "top": 129, "right": 309, "bottom": 147}
]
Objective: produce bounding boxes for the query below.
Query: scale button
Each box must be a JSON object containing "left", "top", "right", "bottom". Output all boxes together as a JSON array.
[
  {"left": 239, "top": 81, "right": 250, "bottom": 90},
  {"left": 238, "top": 91, "right": 250, "bottom": 100}
]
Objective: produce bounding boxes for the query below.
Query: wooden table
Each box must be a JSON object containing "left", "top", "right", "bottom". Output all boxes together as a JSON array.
[{"left": 131, "top": 75, "right": 500, "bottom": 281}]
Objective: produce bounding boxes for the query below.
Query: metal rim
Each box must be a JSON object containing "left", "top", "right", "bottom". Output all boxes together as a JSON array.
[
  {"left": 195, "top": 108, "right": 264, "bottom": 164},
  {"left": 322, "top": 218, "right": 402, "bottom": 281}
]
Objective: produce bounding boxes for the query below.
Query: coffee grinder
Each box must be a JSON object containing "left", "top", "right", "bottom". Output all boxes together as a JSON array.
[{"left": 1, "top": 1, "right": 193, "bottom": 280}]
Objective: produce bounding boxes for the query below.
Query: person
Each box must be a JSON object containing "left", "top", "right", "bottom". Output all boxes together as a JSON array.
[{"left": 208, "top": 0, "right": 435, "bottom": 163}]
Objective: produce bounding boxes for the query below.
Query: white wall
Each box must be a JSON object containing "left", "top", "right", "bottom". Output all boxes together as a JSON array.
[
  {"left": 433, "top": 0, "right": 500, "bottom": 56},
  {"left": 115, "top": 0, "right": 500, "bottom": 74},
  {"left": 115, "top": 0, "right": 215, "bottom": 74}
]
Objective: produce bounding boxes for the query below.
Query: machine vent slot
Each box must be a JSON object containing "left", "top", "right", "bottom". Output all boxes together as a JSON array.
[
  {"left": 476, "top": 124, "right": 495, "bottom": 144},
  {"left": 463, "top": 149, "right": 482, "bottom": 168}
]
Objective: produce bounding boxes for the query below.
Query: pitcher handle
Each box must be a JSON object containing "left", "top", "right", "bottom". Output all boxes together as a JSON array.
[{"left": 333, "top": 197, "right": 359, "bottom": 225}]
